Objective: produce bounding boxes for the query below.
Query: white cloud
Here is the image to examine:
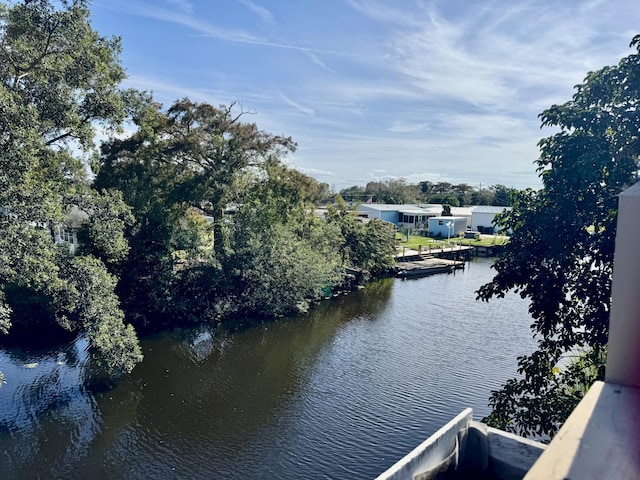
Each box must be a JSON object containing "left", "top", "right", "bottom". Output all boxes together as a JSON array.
[
  {"left": 96, "top": 0, "right": 639, "bottom": 191},
  {"left": 106, "top": 1, "right": 261, "bottom": 43},
  {"left": 345, "top": 0, "right": 423, "bottom": 27},
  {"left": 304, "top": 51, "right": 334, "bottom": 73},
  {"left": 388, "top": 121, "right": 430, "bottom": 133},
  {"left": 236, "top": 0, "right": 275, "bottom": 24},
  {"left": 276, "top": 88, "right": 316, "bottom": 117},
  {"left": 296, "top": 167, "right": 336, "bottom": 177}
]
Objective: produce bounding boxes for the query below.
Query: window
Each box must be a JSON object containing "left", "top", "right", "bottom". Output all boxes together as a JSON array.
[{"left": 59, "top": 228, "right": 74, "bottom": 243}]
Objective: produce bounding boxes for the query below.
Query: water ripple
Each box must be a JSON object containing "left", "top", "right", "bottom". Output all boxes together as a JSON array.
[{"left": 0, "top": 259, "right": 535, "bottom": 479}]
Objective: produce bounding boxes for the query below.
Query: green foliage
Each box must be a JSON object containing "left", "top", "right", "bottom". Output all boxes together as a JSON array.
[
  {"left": 0, "top": 0, "right": 142, "bottom": 377},
  {"left": 72, "top": 189, "right": 135, "bottom": 266},
  {"left": 477, "top": 36, "right": 640, "bottom": 437},
  {"left": 484, "top": 347, "right": 606, "bottom": 438},
  {"left": 0, "top": 290, "right": 11, "bottom": 335},
  {"left": 94, "top": 99, "right": 299, "bottom": 324},
  {"left": 57, "top": 256, "right": 142, "bottom": 374},
  {"left": 227, "top": 218, "right": 342, "bottom": 317},
  {"left": 339, "top": 181, "right": 517, "bottom": 206},
  {"left": 171, "top": 208, "right": 215, "bottom": 264},
  {"left": 217, "top": 162, "right": 344, "bottom": 318},
  {"left": 326, "top": 198, "right": 397, "bottom": 276}
]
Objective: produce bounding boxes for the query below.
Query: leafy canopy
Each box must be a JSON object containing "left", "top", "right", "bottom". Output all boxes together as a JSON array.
[
  {"left": 0, "top": 0, "right": 141, "bottom": 375},
  {"left": 477, "top": 35, "right": 640, "bottom": 438}
]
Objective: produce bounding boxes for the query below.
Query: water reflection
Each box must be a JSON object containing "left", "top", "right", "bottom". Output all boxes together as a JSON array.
[{"left": 0, "top": 261, "right": 533, "bottom": 479}]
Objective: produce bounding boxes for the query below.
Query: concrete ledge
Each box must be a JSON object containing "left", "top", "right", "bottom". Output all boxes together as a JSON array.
[
  {"left": 375, "top": 408, "right": 471, "bottom": 480},
  {"left": 525, "top": 381, "right": 640, "bottom": 479}
]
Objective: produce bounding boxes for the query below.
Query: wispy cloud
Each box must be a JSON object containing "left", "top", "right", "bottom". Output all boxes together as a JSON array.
[
  {"left": 105, "top": 0, "right": 351, "bottom": 58},
  {"left": 94, "top": 0, "right": 639, "bottom": 190},
  {"left": 388, "top": 121, "right": 430, "bottom": 133},
  {"left": 345, "top": 0, "right": 423, "bottom": 27},
  {"left": 304, "top": 51, "right": 334, "bottom": 72},
  {"left": 296, "top": 167, "right": 336, "bottom": 177},
  {"left": 236, "top": 0, "right": 275, "bottom": 24},
  {"left": 105, "top": 1, "right": 262, "bottom": 43},
  {"left": 277, "top": 88, "right": 316, "bottom": 116},
  {"left": 166, "top": 0, "right": 193, "bottom": 14}
]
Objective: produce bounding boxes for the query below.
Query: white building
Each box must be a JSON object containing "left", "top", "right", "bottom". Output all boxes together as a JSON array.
[
  {"left": 358, "top": 204, "right": 442, "bottom": 227},
  {"left": 53, "top": 206, "right": 88, "bottom": 255},
  {"left": 357, "top": 204, "right": 511, "bottom": 233},
  {"left": 469, "top": 206, "right": 510, "bottom": 233},
  {"left": 427, "top": 216, "right": 467, "bottom": 238}
]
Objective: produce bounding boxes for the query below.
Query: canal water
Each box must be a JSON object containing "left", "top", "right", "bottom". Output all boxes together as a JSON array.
[{"left": 0, "top": 258, "right": 534, "bottom": 479}]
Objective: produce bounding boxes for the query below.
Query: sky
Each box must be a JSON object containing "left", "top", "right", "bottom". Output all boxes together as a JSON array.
[{"left": 90, "top": 0, "right": 639, "bottom": 191}]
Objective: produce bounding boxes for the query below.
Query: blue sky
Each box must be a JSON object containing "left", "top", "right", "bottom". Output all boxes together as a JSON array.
[{"left": 91, "top": 0, "right": 638, "bottom": 191}]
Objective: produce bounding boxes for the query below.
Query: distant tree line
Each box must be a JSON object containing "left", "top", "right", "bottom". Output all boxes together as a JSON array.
[{"left": 339, "top": 180, "right": 518, "bottom": 206}]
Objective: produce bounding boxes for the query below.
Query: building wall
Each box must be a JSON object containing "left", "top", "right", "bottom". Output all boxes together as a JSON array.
[
  {"left": 359, "top": 206, "right": 400, "bottom": 224},
  {"left": 471, "top": 212, "right": 499, "bottom": 231},
  {"left": 428, "top": 217, "right": 467, "bottom": 238}
]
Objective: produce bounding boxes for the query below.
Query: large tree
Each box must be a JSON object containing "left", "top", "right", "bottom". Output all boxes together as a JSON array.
[
  {"left": 477, "top": 36, "right": 640, "bottom": 437},
  {"left": 224, "top": 162, "right": 344, "bottom": 318},
  {"left": 94, "top": 99, "right": 298, "bottom": 325},
  {"left": 0, "top": 0, "right": 142, "bottom": 375}
]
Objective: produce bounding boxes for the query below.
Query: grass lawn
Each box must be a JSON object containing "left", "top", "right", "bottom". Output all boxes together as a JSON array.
[
  {"left": 396, "top": 232, "right": 509, "bottom": 249},
  {"left": 396, "top": 233, "right": 445, "bottom": 249},
  {"left": 456, "top": 235, "right": 510, "bottom": 247}
]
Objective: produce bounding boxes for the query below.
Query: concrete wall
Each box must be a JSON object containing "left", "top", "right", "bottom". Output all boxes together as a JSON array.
[
  {"left": 376, "top": 408, "right": 471, "bottom": 480},
  {"left": 606, "top": 181, "right": 640, "bottom": 387},
  {"left": 376, "top": 411, "right": 547, "bottom": 480}
]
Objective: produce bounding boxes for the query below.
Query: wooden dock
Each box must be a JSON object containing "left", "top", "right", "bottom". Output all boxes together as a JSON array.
[
  {"left": 395, "top": 245, "right": 475, "bottom": 262},
  {"left": 395, "top": 257, "right": 464, "bottom": 278},
  {"left": 394, "top": 244, "right": 472, "bottom": 278}
]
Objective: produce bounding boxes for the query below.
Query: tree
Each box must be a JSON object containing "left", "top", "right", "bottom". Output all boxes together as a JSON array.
[
  {"left": 0, "top": 0, "right": 142, "bottom": 375},
  {"left": 96, "top": 98, "right": 296, "bottom": 252},
  {"left": 490, "top": 184, "right": 517, "bottom": 207},
  {"left": 326, "top": 198, "right": 397, "bottom": 277},
  {"left": 477, "top": 36, "right": 640, "bottom": 437},
  {"left": 339, "top": 185, "right": 367, "bottom": 202},
  {"left": 470, "top": 188, "right": 494, "bottom": 205},
  {"left": 94, "top": 99, "right": 299, "bottom": 325}
]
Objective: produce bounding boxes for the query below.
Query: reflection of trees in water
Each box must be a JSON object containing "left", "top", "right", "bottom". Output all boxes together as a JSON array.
[
  {"left": 0, "top": 336, "right": 110, "bottom": 478},
  {"left": 307, "top": 277, "right": 394, "bottom": 323},
  {"left": 0, "top": 278, "right": 395, "bottom": 478},
  {"left": 89, "top": 279, "right": 395, "bottom": 474}
]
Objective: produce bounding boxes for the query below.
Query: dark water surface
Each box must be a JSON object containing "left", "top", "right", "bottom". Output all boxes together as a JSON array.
[{"left": 0, "top": 258, "right": 534, "bottom": 479}]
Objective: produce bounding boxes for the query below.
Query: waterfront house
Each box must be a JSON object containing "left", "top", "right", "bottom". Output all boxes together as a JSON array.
[
  {"left": 358, "top": 204, "right": 509, "bottom": 233},
  {"left": 468, "top": 205, "right": 510, "bottom": 233}
]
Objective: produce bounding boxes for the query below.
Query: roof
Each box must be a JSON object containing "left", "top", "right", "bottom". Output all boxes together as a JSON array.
[
  {"left": 429, "top": 216, "right": 467, "bottom": 221},
  {"left": 471, "top": 206, "right": 511, "bottom": 214},
  {"left": 358, "top": 203, "right": 512, "bottom": 215},
  {"left": 398, "top": 208, "right": 435, "bottom": 215},
  {"left": 451, "top": 207, "right": 474, "bottom": 217},
  {"left": 359, "top": 204, "right": 403, "bottom": 211}
]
